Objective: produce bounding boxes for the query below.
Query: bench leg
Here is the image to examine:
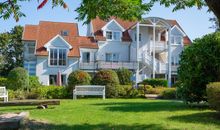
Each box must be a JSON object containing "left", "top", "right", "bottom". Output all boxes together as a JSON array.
[
  {"left": 103, "top": 94, "right": 105, "bottom": 100},
  {"left": 73, "top": 94, "right": 77, "bottom": 100}
]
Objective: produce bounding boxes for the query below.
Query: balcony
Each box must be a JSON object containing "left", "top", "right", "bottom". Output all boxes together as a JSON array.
[
  {"left": 150, "top": 41, "right": 167, "bottom": 52},
  {"left": 79, "top": 61, "right": 138, "bottom": 70}
]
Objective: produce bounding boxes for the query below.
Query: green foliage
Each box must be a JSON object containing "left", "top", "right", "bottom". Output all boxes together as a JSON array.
[
  {"left": 116, "top": 68, "right": 132, "bottom": 85},
  {"left": 7, "top": 67, "right": 29, "bottom": 91},
  {"left": 29, "top": 76, "right": 41, "bottom": 88},
  {"left": 0, "top": 26, "right": 23, "bottom": 76},
  {"left": 141, "top": 79, "right": 168, "bottom": 87},
  {"left": 8, "top": 89, "right": 26, "bottom": 100},
  {"left": 178, "top": 32, "right": 220, "bottom": 103},
  {"left": 27, "top": 86, "right": 68, "bottom": 99},
  {"left": 92, "top": 70, "right": 120, "bottom": 98},
  {"left": 207, "top": 82, "right": 220, "bottom": 112},
  {"left": 0, "top": 77, "right": 7, "bottom": 86},
  {"left": 68, "top": 70, "right": 91, "bottom": 87},
  {"left": 160, "top": 88, "right": 176, "bottom": 99},
  {"left": 67, "top": 70, "right": 91, "bottom": 96},
  {"left": 138, "top": 85, "right": 153, "bottom": 95}
]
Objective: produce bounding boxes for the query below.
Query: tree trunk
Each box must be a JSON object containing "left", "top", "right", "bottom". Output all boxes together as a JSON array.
[{"left": 205, "top": 0, "right": 220, "bottom": 27}]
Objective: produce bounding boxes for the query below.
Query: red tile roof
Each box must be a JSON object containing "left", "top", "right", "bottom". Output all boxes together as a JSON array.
[
  {"left": 91, "top": 17, "right": 136, "bottom": 42},
  {"left": 22, "top": 21, "right": 98, "bottom": 57},
  {"left": 91, "top": 17, "right": 191, "bottom": 45}
]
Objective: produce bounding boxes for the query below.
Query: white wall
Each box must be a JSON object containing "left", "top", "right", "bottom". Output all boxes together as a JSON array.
[
  {"left": 96, "top": 41, "right": 130, "bottom": 62},
  {"left": 36, "top": 56, "right": 79, "bottom": 85}
]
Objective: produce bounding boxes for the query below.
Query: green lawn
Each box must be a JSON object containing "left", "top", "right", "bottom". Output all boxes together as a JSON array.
[{"left": 0, "top": 99, "right": 220, "bottom": 130}]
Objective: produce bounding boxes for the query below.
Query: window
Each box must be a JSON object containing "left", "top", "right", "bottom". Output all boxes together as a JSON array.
[
  {"left": 106, "top": 31, "right": 112, "bottom": 40},
  {"left": 135, "top": 33, "right": 142, "bottom": 41},
  {"left": 105, "top": 53, "right": 119, "bottom": 62},
  {"left": 28, "top": 46, "right": 35, "bottom": 54},
  {"left": 61, "top": 30, "right": 69, "bottom": 36},
  {"left": 106, "top": 31, "right": 121, "bottom": 41},
  {"left": 171, "top": 56, "right": 180, "bottom": 65},
  {"left": 82, "top": 52, "right": 90, "bottom": 63},
  {"left": 49, "top": 75, "right": 66, "bottom": 85},
  {"left": 113, "top": 32, "right": 120, "bottom": 41},
  {"left": 49, "top": 49, "right": 67, "bottom": 66},
  {"left": 171, "top": 36, "right": 182, "bottom": 45}
]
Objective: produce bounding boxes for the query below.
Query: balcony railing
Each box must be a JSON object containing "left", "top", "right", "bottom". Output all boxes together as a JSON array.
[
  {"left": 79, "top": 61, "right": 138, "bottom": 70},
  {"left": 150, "top": 41, "right": 167, "bottom": 52}
]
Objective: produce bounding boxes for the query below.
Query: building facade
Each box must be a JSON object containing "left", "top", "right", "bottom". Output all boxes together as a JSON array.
[{"left": 23, "top": 17, "right": 191, "bottom": 86}]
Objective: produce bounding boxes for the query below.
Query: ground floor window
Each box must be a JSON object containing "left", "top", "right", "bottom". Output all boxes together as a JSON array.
[{"left": 49, "top": 75, "right": 66, "bottom": 85}]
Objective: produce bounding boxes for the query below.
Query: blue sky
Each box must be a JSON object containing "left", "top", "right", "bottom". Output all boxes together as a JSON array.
[{"left": 0, "top": 0, "right": 215, "bottom": 40}]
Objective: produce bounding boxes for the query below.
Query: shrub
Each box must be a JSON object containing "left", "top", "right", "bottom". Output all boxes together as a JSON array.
[
  {"left": 178, "top": 32, "right": 220, "bottom": 103},
  {"left": 138, "top": 85, "right": 153, "bottom": 95},
  {"left": 68, "top": 70, "right": 91, "bottom": 88},
  {"left": 207, "top": 82, "right": 220, "bottom": 112},
  {"left": 31, "top": 86, "right": 68, "bottom": 99},
  {"left": 29, "top": 76, "right": 41, "bottom": 88},
  {"left": 160, "top": 88, "right": 176, "bottom": 99},
  {"left": 141, "top": 79, "right": 168, "bottom": 87},
  {"left": 8, "top": 90, "right": 26, "bottom": 100},
  {"left": 92, "top": 70, "right": 120, "bottom": 98},
  {"left": 7, "top": 67, "right": 29, "bottom": 91},
  {"left": 145, "top": 87, "right": 166, "bottom": 94},
  {"left": 0, "top": 77, "right": 7, "bottom": 86},
  {"left": 116, "top": 68, "right": 132, "bottom": 85},
  {"left": 67, "top": 70, "right": 91, "bottom": 96}
]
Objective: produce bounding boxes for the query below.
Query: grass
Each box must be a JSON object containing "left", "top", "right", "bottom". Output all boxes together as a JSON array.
[{"left": 0, "top": 99, "right": 220, "bottom": 130}]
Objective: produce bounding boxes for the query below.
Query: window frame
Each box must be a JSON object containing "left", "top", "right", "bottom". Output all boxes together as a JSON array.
[
  {"left": 134, "top": 33, "right": 142, "bottom": 42},
  {"left": 105, "top": 30, "right": 122, "bottom": 41},
  {"left": 171, "top": 35, "right": 183, "bottom": 45},
  {"left": 48, "top": 48, "right": 68, "bottom": 67},
  {"left": 105, "top": 53, "right": 120, "bottom": 62},
  {"left": 82, "top": 52, "right": 90, "bottom": 63}
]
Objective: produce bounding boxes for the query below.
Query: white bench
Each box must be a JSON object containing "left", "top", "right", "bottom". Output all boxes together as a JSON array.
[
  {"left": 0, "top": 86, "right": 8, "bottom": 102},
  {"left": 73, "top": 85, "right": 105, "bottom": 99}
]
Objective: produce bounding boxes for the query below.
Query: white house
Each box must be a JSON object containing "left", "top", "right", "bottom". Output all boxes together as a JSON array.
[{"left": 22, "top": 17, "right": 191, "bottom": 86}]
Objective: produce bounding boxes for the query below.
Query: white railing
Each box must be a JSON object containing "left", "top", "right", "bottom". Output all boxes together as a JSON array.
[
  {"left": 142, "top": 51, "right": 167, "bottom": 74},
  {"left": 79, "top": 62, "right": 97, "bottom": 70},
  {"left": 150, "top": 41, "right": 167, "bottom": 51},
  {"left": 98, "top": 61, "right": 137, "bottom": 70},
  {"left": 79, "top": 61, "right": 137, "bottom": 70}
]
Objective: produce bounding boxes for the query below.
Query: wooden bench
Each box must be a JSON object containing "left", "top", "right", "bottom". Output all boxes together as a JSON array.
[
  {"left": 73, "top": 85, "right": 105, "bottom": 99},
  {"left": 0, "top": 86, "right": 8, "bottom": 102}
]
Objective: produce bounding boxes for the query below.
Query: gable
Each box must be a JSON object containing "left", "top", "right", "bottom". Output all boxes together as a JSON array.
[
  {"left": 171, "top": 26, "right": 186, "bottom": 36},
  {"left": 102, "top": 19, "right": 125, "bottom": 31}
]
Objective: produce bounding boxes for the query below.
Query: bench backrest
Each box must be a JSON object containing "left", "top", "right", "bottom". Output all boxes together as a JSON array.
[
  {"left": 75, "top": 85, "right": 105, "bottom": 92},
  {"left": 0, "top": 87, "right": 6, "bottom": 96}
]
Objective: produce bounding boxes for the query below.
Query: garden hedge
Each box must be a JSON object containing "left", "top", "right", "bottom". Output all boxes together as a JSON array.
[{"left": 207, "top": 82, "right": 220, "bottom": 112}]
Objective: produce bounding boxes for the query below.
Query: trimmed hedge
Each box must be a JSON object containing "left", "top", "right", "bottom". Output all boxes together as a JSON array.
[
  {"left": 160, "top": 88, "right": 176, "bottom": 99},
  {"left": 118, "top": 85, "right": 139, "bottom": 98},
  {"left": 116, "top": 68, "right": 132, "bottom": 85},
  {"left": 7, "top": 67, "right": 29, "bottom": 91},
  {"left": 141, "top": 79, "right": 168, "bottom": 87},
  {"left": 92, "top": 70, "right": 120, "bottom": 98},
  {"left": 68, "top": 70, "right": 91, "bottom": 88},
  {"left": 207, "top": 82, "right": 220, "bottom": 112}
]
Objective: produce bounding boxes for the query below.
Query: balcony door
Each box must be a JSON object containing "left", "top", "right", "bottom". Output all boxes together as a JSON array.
[
  {"left": 82, "top": 52, "right": 90, "bottom": 63},
  {"left": 105, "top": 53, "right": 119, "bottom": 62}
]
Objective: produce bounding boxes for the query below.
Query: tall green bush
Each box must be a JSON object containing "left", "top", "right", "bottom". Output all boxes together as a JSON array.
[
  {"left": 92, "top": 70, "right": 120, "bottom": 98},
  {"left": 178, "top": 32, "right": 220, "bottom": 103},
  {"left": 0, "top": 77, "right": 7, "bottom": 86},
  {"left": 207, "top": 82, "right": 220, "bottom": 112},
  {"left": 7, "top": 67, "right": 29, "bottom": 90},
  {"left": 29, "top": 76, "right": 41, "bottom": 88},
  {"left": 116, "top": 68, "right": 132, "bottom": 85},
  {"left": 141, "top": 79, "right": 168, "bottom": 87}
]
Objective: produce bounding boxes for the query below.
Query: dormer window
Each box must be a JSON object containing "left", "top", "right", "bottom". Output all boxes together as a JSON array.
[
  {"left": 106, "top": 31, "right": 121, "bottom": 41},
  {"left": 61, "top": 30, "right": 69, "bottom": 36}
]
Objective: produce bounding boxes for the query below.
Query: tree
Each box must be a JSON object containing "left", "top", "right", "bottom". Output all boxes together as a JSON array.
[
  {"left": 1, "top": 0, "right": 220, "bottom": 26},
  {"left": 116, "top": 68, "right": 132, "bottom": 85},
  {"left": 0, "top": 26, "right": 23, "bottom": 76},
  {"left": 177, "top": 32, "right": 220, "bottom": 103}
]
